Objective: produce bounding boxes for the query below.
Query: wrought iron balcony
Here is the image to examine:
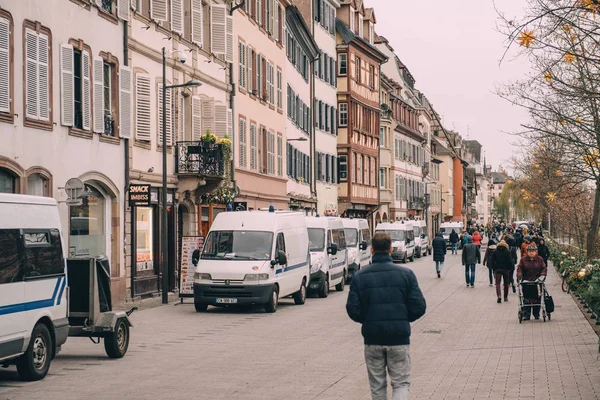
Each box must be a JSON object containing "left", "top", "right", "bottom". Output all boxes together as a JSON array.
[
  {"left": 176, "top": 141, "right": 224, "bottom": 178},
  {"left": 408, "top": 196, "right": 425, "bottom": 210}
]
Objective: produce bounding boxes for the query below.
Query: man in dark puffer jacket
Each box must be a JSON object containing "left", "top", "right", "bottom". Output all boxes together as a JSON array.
[{"left": 347, "top": 232, "right": 426, "bottom": 400}]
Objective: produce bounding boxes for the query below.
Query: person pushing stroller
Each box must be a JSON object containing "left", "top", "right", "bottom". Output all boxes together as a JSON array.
[{"left": 516, "top": 244, "right": 547, "bottom": 321}]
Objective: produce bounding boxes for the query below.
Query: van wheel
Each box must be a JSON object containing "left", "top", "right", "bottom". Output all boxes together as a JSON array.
[
  {"left": 293, "top": 280, "right": 307, "bottom": 305},
  {"left": 403, "top": 254, "right": 408, "bottom": 263},
  {"left": 410, "top": 253, "right": 415, "bottom": 262},
  {"left": 318, "top": 276, "right": 329, "bottom": 298},
  {"left": 104, "top": 318, "right": 130, "bottom": 358},
  {"left": 416, "top": 248, "right": 421, "bottom": 258},
  {"left": 335, "top": 271, "right": 346, "bottom": 292},
  {"left": 194, "top": 303, "right": 208, "bottom": 312},
  {"left": 16, "top": 323, "right": 52, "bottom": 381},
  {"left": 265, "top": 286, "right": 279, "bottom": 313}
]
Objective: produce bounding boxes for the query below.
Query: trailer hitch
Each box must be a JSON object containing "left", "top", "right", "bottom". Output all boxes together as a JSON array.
[{"left": 126, "top": 307, "right": 138, "bottom": 317}]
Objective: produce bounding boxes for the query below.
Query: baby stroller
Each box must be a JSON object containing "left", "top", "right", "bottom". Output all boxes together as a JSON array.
[{"left": 517, "top": 279, "right": 553, "bottom": 323}]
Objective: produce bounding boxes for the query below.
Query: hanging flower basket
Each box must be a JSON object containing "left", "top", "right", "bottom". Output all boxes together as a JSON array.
[{"left": 201, "top": 186, "right": 236, "bottom": 205}]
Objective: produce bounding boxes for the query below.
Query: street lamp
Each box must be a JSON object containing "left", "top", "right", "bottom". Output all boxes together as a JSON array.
[
  {"left": 161, "top": 47, "right": 202, "bottom": 305},
  {"left": 288, "top": 137, "right": 308, "bottom": 142}
]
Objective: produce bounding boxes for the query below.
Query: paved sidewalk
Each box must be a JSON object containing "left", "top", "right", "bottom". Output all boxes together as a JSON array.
[{"left": 1, "top": 247, "right": 599, "bottom": 399}]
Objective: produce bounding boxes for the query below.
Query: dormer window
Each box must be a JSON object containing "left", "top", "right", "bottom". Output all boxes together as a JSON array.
[
  {"left": 369, "top": 22, "right": 374, "bottom": 44},
  {"left": 358, "top": 14, "right": 363, "bottom": 37},
  {"left": 350, "top": 7, "right": 355, "bottom": 31}
]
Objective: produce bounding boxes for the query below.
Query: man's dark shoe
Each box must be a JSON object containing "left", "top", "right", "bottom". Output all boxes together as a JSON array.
[
  {"left": 504, "top": 297, "right": 508, "bottom": 302},
  {"left": 534, "top": 316, "right": 540, "bottom": 320},
  {"left": 497, "top": 298, "right": 502, "bottom": 303},
  {"left": 437, "top": 272, "right": 441, "bottom": 278},
  {"left": 512, "top": 284, "right": 516, "bottom": 293}
]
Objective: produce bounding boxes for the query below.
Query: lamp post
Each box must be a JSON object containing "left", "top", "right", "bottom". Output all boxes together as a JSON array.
[{"left": 161, "top": 47, "right": 201, "bottom": 305}]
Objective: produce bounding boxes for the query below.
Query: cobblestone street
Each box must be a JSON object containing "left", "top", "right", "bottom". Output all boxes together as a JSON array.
[{"left": 1, "top": 250, "right": 599, "bottom": 400}]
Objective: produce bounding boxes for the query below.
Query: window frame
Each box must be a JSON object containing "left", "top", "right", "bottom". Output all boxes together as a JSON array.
[
  {"left": 339, "top": 102, "right": 348, "bottom": 127},
  {"left": 338, "top": 53, "right": 347, "bottom": 76},
  {"left": 0, "top": 11, "right": 14, "bottom": 124}
]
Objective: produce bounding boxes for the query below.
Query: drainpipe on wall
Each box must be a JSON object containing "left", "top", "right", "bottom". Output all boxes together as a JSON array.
[
  {"left": 123, "top": 19, "right": 131, "bottom": 295},
  {"left": 229, "top": 1, "right": 245, "bottom": 198},
  {"left": 311, "top": 56, "right": 318, "bottom": 213}
]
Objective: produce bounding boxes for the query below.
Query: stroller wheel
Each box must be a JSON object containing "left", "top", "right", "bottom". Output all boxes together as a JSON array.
[{"left": 518, "top": 310, "right": 522, "bottom": 323}]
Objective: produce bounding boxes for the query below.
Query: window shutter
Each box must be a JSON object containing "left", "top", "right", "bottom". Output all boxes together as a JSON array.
[
  {"left": 118, "top": 0, "right": 130, "bottom": 20},
  {"left": 157, "top": 83, "right": 172, "bottom": 146},
  {"left": 269, "top": 0, "right": 275, "bottom": 35},
  {"left": 214, "top": 102, "right": 227, "bottom": 137},
  {"left": 135, "top": 73, "right": 151, "bottom": 141},
  {"left": 37, "top": 33, "right": 49, "bottom": 121},
  {"left": 191, "top": 0, "right": 203, "bottom": 46},
  {"left": 227, "top": 108, "right": 232, "bottom": 138},
  {"left": 250, "top": 123, "right": 257, "bottom": 170},
  {"left": 247, "top": 47, "right": 253, "bottom": 93},
  {"left": 119, "top": 66, "right": 132, "bottom": 139},
  {"left": 59, "top": 43, "right": 74, "bottom": 127},
  {"left": 274, "top": 2, "right": 279, "bottom": 42},
  {"left": 201, "top": 97, "right": 214, "bottom": 135},
  {"left": 177, "top": 91, "right": 184, "bottom": 142},
  {"left": 151, "top": 0, "right": 168, "bottom": 22},
  {"left": 0, "top": 17, "right": 9, "bottom": 113},
  {"left": 238, "top": 42, "right": 246, "bottom": 89},
  {"left": 211, "top": 4, "right": 226, "bottom": 56},
  {"left": 25, "top": 29, "right": 38, "bottom": 119},
  {"left": 239, "top": 118, "right": 247, "bottom": 168},
  {"left": 81, "top": 51, "right": 91, "bottom": 131},
  {"left": 225, "top": 16, "right": 234, "bottom": 63},
  {"left": 191, "top": 95, "right": 202, "bottom": 140},
  {"left": 93, "top": 56, "right": 104, "bottom": 133},
  {"left": 171, "top": 0, "right": 183, "bottom": 34}
]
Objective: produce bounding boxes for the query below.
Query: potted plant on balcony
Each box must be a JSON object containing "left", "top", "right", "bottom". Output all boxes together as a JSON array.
[{"left": 202, "top": 130, "right": 217, "bottom": 144}]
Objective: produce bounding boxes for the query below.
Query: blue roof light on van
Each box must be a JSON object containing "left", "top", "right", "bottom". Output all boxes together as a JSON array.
[{"left": 269, "top": 205, "right": 275, "bottom": 212}]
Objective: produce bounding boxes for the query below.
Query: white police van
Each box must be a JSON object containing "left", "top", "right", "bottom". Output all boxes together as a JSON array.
[
  {"left": 0, "top": 194, "right": 69, "bottom": 381},
  {"left": 193, "top": 209, "right": 310, "bottom": 313},
  {"left": 306, "top": 216, "right": 348, "bottom": 297},
  {"left": 412, "top": 219, "right": 430, "bottom": 257},
  {"left": 375, "top": 221, "right": 415, "bottom": 263},
  {"left": 341, "top": 218, "right": 371, "bottom": 280}
]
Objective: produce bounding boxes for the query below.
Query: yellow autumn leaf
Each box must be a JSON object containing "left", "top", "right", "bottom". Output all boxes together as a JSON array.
[
  {"left": 544, "top": 72, "right": 552, "bottom": 83},
  {"left": 563, "top": 25, "right": 571, "bottom": 33},
  {"left": 560, "top": 120, "right": 566, "bottom": 126},
  {"left": 530, "top": 204, "right": 535, "bottom": 208},
  {"left": 535, "top": 164, "right": 540, "bottom": 168},
  {"left": 565, "top": 53, "right": 576, "bottom": 63},
  {"left": 541, "top": 142, "right": 546, "bottom": 147},
  {"left": 555, "top": 169, "right": 561, "bottom": 175},
  {"left": 576, "top": 117, "right": 582, "bottom": 123},
  {"left": 517, "top": 29, "right": 536, "bottom": 48},
  {"left": 538, "top": 169, "right": 543, "bottom": 173},
  {"left": 546, "top": 192, "right": 557, "bottom": 202}
]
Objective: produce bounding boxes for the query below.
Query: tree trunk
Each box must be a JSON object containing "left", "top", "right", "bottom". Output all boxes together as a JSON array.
[{"left": 585, "top": 186, "right": 600, "bottom": 260}]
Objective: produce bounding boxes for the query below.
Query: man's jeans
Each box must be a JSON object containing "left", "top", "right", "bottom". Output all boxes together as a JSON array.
[
  {"left": 465, "top": 264, "right": 476, "bottom": 286},
  {"left": 451, "top": 243, "right": 458, "bottom": 254},
  {"left": 435, "top": 261, "right": 443, "bottom": 273},
  {"left": 365, "top": 345, "right": 411, "bottom": 400}
]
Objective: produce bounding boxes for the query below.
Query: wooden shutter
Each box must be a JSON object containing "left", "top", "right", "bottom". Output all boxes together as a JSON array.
[
  {"left": 59, "top": 43, "right": 74, "bottom": 126},
  {"left": 25, "top": 29, "right": 38, "bottom": 119},
  {"left": 226, "top": 16, "right": 234, "bottom": 63},
  {"left": 214, "top": 102, "right": 227, "bottom": 137},
  {"left": 177, "top": 91, "right": 184, "bottom": 142},
  {"left": 274, "top": 2, "right": 279, "bottom": 42},
  {"left": 201, "top": 97, "right": 214, "bottom": 135},
  {"left": 250, "top": 123, "right": 257, "bottom": 170},
  {"left": 238, "top": 42, "right": 245, "bottom": 89},
  {"left": 157, "top": 82, "right": 172, "bottom": 145},
  {"left": 135, "top": 73, "right": 151, "bottom": 141},
  {"left": 81, "top": 51, "right": 91, "bottom": 131},
  {"left": 211, "top": 4, "right": 226, "bottom": 56},
  {"left": 93, "top": 56, "right": 104, "bottom": 133},
  {"left": 239, "top": 117, "right": 247, "bottom": 168},
  {"left": 171, "top": 0, "right": 183, "bottom": 35},
  {"left": 227, "top": 108, "right": 232, "bottom": 138},
  {"left": 0, "top": 17, "right": 9, "bottom": 113},
  {"left": 191, "top": 0, "right": 203, "bottom": 46},
  {"left": 119, "top": 66, "right": 132, "bottom": 139},
  {"left": 191, "top": 95, "right": 202, "bottom": 140},
  {"left": 38, "top": 33, "right": 49, "bottom": 121},
  {"left": 247, "top": 46, "right": 253, "bottom": 93},
  {"left": 118, "top": 0, "right": 130, "bottom": 20},
  {"left": 151, "top": 0, "right": 168, "bottom": 22},
  {"left": 277, "top": 135, "right": 282, "bottom": 176}
]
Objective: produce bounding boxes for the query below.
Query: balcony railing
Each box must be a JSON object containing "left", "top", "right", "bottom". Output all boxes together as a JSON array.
[
  {"left": 176, "top": 141, "right": 224, "bottom": 177},
  {"left": 408, "top": 196, "right": 425, "bottom": 210}
]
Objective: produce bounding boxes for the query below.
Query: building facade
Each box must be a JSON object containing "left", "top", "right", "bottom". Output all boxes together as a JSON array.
[
  {"left": 127, "top": 0, "right": 232, "bottom": 298},
  {"left": 335, "top": 0, "right": 387, "bottom": 223},
  {"left": 0, "top": 0, "right": 130, "bottom": 300}
]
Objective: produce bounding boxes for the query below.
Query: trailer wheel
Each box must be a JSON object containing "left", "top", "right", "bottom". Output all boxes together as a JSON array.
[
  {"left": 16, "top": 323, "right": 53, "bottom": 381},
  {"left": 104, "top": 318, "right": 130, "bottom": 358}
]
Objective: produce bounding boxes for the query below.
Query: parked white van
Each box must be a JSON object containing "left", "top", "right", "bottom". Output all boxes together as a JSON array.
[
  {"left": 341, "top": 218, "right": 372, "bottom": 280},
  {"left": 412, "top": 220, "right": 430, "bottom": 258},
  {"left": 306, "top": 216, "right": 348, "bottom": 297},
  {"left": 0, "top": 194, "right": 69, "bottom": 381},
  {"left": 375, "top": 221, "right": 415, "bottom": 263},
  {"left": 440, "top": 222, "right": 464, "bottom": 248},
  {"left": 193, "top": 210, "right": 310, "bottom": 313}
]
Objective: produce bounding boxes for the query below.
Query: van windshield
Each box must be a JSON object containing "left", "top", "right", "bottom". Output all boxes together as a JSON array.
[
  {"left": 201, "top": 231, "right": 273, "bottom": 260},
  {"left": 413, "top": 226, "right": 419, "bottom": 236},
  {"left": 378, "top": 230, "right": 406, "bottom": 241},
  {"left": 440, "top": 227, "right": 458, "bottom": 235},
  {"left": 344, "top": 228, "right": 358, "bottom": 247},
  {"left": 308, "top": 228, "right": 325, "bottom": 252}
]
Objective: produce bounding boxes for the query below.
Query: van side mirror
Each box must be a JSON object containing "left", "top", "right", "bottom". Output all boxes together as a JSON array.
[
  {"left": 277, "top": 250, "right": 287, "bottom": 266},
  {"left": 406, "top": 239, "right": 410, "bottom": 244},
  {"left": 421, "top": 234, "right": 425, "bottom": 239},
  {"left": 327, "top": 243, "right": 338, "bottom": 255},
  {"left": 360, "top": 241, "right": 368, "bottom": 250}
]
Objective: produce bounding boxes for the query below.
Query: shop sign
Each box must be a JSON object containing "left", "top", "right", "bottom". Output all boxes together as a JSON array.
[
  {"left": 353, "top": 204, "right": 367, "bottom": 210},
  {"left": 129, "top": 184, "right": 151, "bottom": 206}
]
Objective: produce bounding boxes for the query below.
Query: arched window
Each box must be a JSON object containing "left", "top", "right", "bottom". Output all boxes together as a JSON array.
[
  {"left": 0, "top": 168, "right": 16, "bottom": 193},
  {"left": 27, "top": 173, "right": 49, "bottom": 197}
]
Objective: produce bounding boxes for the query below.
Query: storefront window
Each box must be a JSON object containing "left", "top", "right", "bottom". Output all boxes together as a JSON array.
[
  {"left": 27, "top": 174, "right": 49, "bottom": 197},
  {"left": 69, "top": 184, "right": 106, "bottom": 257},
  {"left": 136, "top": 207, "right": 154, "bottom": 272},
  {"left": 0, "top": 169, "right": 15, "bottom": 193}
]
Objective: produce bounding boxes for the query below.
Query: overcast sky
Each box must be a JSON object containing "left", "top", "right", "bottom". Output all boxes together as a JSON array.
[{"left": 368, "top": 0, "right": 531, "bottom": 171}]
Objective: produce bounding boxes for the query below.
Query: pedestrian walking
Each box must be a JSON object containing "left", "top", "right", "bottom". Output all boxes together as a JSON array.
[
  {"left": 517, "top": 244, "right": 547, "bottom": 320},
  {"left": 521, "top": 236, "right": 531, "bottom": 258},
  {"left": 482, "top": 238, "right": 497, "bottom": 287},
  {"left": 491, "top": 240, "right": 514, "bottom": 303},
  {"left": 472, "top": 230, "right": 482, "bottom": 248},
  {"left": 538, "top": 238, "right": 550, "bottom": 267},
  {"left": 449, "top": 229, "right": 459, "bottom": 255},
  {"left": 346, "top": 232, "right": 427, "bottom": 400},
  {"left": 432, "top": 233, "right": 447, "bottom": 278},
  {"left": 462, "top": 236, "right": 481, "bottom": 288}
]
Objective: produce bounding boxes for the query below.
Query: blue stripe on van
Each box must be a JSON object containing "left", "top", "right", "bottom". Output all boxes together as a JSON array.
[
  {"left": 275, "top": 262, "right": 308, "bottom": 275},
  {"left": 0, "top": 277, "right": 64, "bottom": 316},
  {"left": 331, "top": 261, "right": 346, "bottom": 268},
  {"left": 56, "top": 277, "right": 66, "bottom": 306}
]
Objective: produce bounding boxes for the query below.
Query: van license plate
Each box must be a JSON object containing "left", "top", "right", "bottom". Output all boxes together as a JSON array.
[{"left": 216, "top": 298, "right": 237, "bottom": 304}]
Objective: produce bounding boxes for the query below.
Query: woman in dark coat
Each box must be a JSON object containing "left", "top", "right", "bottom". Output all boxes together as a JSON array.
[
  {"left": 537, "top": 238, "right": 550, "bottom": 267},
  {"left": 432, "top": 233, "right": 447, "bottom": 279}
]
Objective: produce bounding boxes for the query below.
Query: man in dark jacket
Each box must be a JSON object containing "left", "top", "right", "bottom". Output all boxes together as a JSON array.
[
  {"left": 491, "top": 240, "right": 514, "bottom": 303},
  {"left": 462, "top": 236, "right": 481, "bottom": 287},
  {"left": 483, "top": 239, "right": 497, "bottom": 287},
  {"left": 347, "top": 232, "right": 426, "bottom": 400},
  {"left": 432, "top": 233, "right": 447, "bottom": 278},
  {"left": 449, "top": 229, "right": 459, "bottom": 254},
  {"left": 538, "top": 238, "right": 550, "bottom": 267}
]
